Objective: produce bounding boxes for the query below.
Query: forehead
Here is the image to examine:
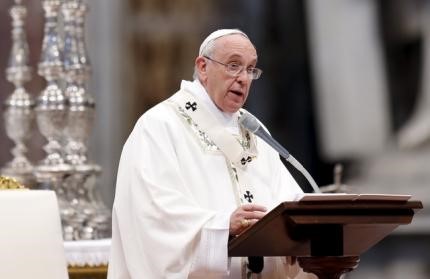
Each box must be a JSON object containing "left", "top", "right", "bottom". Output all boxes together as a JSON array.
[{"left": 213, "top": 34, "right": 257, "bottom": 60}]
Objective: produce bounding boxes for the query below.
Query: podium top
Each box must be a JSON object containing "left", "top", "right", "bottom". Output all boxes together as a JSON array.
[
  {"left": 229, "top": 198, "right": 422, "bottom": 257},
  {"left": 298, "top": 193, "right": 412, "bottom": 202}
]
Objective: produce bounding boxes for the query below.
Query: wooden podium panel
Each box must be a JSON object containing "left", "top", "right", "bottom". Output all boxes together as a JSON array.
[
  {"left": 229, "top": 199, "right": 422, "bottom": 257},
  {"left": 228, "top": 198, "right": 422, "bottom": 279}
]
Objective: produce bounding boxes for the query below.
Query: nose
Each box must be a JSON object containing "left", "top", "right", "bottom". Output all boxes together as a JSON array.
[{"left": 235, "top": 69, "right": 250, "bottom": 84}]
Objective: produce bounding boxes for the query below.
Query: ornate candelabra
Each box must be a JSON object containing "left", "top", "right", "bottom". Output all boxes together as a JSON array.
[
  {"left": 61, "top": 0, "right": 110, "bottom": 240},
  {"left": 63, "top": 0, "right": 94, "bottom": 166},
  {"left": 3, "top": 0, "right": 111, "bottom": 241},
  {"left": 1, "top": 0, "right": 35, "bottom": 187},
  {"left": 35, "top": 0, "right": 69, "bottom": 170},
  {"left": 34, "top": 0, "right": 74, "bottom": 238}
]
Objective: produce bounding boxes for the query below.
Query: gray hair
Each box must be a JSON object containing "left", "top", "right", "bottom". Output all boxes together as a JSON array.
[{"left": 192, "top": 39, "right": 217, "bottom": 80}]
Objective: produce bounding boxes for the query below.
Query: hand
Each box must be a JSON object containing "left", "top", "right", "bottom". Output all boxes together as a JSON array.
[{"left": 229, "top": 204, "right": 267, "bottom": 235}]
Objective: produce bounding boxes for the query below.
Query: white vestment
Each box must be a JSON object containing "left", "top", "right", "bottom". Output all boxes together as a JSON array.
[{"left": 108, "top": 80, "right": 306, "bottom": 279}]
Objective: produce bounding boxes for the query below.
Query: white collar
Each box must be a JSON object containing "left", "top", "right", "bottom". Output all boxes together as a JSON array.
[{"left": 180, "top": 79, "right": 240, "bottom": 134}]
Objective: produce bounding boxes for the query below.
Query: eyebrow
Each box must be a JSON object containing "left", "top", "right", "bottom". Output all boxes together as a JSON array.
[{"left": 225, "top": 54, "right": 258, "bottom": 65}]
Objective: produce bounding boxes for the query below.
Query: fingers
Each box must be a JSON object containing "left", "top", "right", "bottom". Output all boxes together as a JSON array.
[
  {"left": 242, "top": 210, "right": 266, "bottom": 220},
  {"left": 237, "top": 204, "right": 267, "bottom": 221},
  {"left": 229, "top": 204, "right": 268, "bottom": 235},
  {"left": 244, "top": 218, "right": 259, "bottom": 227},
  {"left": 241, "top": 203, "right": 267, "bottom": 212}
]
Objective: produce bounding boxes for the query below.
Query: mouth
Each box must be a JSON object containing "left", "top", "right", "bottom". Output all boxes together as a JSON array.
[{"left": 229, "top": 89, "right": 244, "bottom": 97}]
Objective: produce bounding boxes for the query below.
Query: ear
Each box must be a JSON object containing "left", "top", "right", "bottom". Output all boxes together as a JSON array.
[{"left": 195, "top": 56, "right": 208, "bottom": 82}]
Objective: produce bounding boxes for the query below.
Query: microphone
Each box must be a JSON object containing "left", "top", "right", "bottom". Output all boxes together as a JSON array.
[{"left": 239, "top": 112, "right": 321, "bottom": 193}]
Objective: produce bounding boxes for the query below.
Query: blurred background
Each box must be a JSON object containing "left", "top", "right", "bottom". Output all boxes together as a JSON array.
[{"left": 0, "top": 0, "right": 429, "bottom": 278}]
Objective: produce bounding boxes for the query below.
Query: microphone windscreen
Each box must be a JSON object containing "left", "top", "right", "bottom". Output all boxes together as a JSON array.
[{"left": 239, "top": 112, "right": 260, "bottom": 133}]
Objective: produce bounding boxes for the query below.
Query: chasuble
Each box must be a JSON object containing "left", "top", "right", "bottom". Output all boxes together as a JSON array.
[{"left": 108, "top": 80, "right": 306, "bottom": 279}]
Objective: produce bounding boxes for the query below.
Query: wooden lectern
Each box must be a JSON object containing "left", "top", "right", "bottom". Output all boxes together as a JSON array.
[{"left": 228, "top": 195, "right": 423, "bottom": 279}]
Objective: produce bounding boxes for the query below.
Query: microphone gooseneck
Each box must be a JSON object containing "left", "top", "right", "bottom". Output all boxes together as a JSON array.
[{"left": 239, "top": 112, "right": 321, "bottom": 193}]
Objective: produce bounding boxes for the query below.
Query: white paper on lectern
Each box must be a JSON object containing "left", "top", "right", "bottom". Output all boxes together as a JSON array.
[{"left": 297, "top": 193, "right": 411, "bottom": 202}]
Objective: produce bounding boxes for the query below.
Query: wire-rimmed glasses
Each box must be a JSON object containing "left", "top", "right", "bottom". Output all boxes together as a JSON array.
[{"left": 203, "top": 55, "right": 263, "bottom": 80}]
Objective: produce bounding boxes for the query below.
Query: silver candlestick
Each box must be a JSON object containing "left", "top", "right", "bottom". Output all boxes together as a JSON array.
[
  {"left": 35, "top": 0, "right": 69, "bottom": 170},
  {"left": 34, "top": 0, "right": 73, "bottom": 234},
  {"left": 2, "top": 0, "right": 35, "bottom": 187},
  {"left": 63, "top": 0, "right": 95, "bottom": 166},
  {"left": 61, "top": 0, "right": 110, "bottom": 240},
  {"left": 76, "top": 0, "right": 110, "bottom": 239}
]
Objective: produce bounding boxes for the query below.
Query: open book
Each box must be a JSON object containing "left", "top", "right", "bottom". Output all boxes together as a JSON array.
[{"left": 297, "top": 193, "right": 411, "bottom": 202}]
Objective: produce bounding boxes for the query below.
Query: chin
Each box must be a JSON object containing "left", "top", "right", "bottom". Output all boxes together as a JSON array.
[
  {"left": 220, "top": 101, "right": 244, "bottom": 113},
  {"left": 225, "top": 106, "right": 241, "bottom": 113}
]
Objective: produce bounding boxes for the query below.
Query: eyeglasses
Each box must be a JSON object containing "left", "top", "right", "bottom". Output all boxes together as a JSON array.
[{"left": 203, "top": 55, "right": 263, "bottom": 80}]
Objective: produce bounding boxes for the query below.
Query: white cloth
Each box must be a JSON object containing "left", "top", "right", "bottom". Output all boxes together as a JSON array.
[
  {"left": 182, "top": 80, "right": 240, "bottom": 135},
  {"left": 171, "top": 81, "right": 258, "bottom": 169},
  {"left": 108, "top": 80, "right": 304, "bottom": 279},
  {"left": 0, "top": 190, "right": 68, "bottom": 279},
  {"left": 64, "top": 239, "right": 111, "bottom": 267}
]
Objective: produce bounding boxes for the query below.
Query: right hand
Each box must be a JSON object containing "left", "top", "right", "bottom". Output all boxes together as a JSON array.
[{"left": 229, "top": 204, "right": 267, "bottom": 235}]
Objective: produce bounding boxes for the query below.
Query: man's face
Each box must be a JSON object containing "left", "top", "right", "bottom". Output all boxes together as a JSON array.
[{"left": 196, "top": 35, "right": 258, "bottom": 113}]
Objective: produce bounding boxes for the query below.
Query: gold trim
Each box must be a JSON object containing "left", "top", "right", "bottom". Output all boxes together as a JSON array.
[
  {"left": 0, "top": 176, "right": 26, "bottom": 190},
  {"left": 68, "top": 264, "right": 108, "bottom": 279},
  {"left": 176, "top": 105, "right": 220, "bottom": 153}
]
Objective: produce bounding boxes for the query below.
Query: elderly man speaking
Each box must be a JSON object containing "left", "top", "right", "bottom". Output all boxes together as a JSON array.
[{"left": 108, "top": 29, "right": 313, "bottom": 279}]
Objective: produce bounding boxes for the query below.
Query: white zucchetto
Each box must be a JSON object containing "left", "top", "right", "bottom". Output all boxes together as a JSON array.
[{"left": 199, "top": 29, "right": 248, "bottom": 56}]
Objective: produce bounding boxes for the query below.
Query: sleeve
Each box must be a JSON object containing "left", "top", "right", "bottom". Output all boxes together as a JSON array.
[
  {"left": 112, "top": 109, "right": 232, "bottom": 278},
  {"left": 189, "top": 210, "right": 232, "bottom": 276}
]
